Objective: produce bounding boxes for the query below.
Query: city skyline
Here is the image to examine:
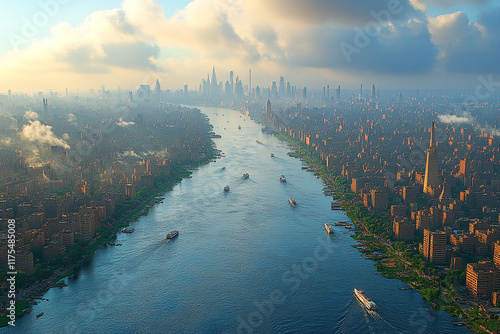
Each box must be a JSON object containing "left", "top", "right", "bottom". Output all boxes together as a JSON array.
[{"left": 1, "top": 0, "right": 500, "bottom": 92}]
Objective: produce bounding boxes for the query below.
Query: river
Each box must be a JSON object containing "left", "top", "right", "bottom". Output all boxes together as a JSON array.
[{"left": 5, "top": 105, "right": 470, "bottom": 333}]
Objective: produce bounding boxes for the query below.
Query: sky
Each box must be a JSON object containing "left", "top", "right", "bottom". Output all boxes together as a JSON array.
[{"left": 1, "top": 0, "right": 499, "bottom": 93}]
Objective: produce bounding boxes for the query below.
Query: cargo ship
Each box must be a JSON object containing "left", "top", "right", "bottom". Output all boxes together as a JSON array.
[
  {"left": 166, "top": 231, "right": 179, "bottom": 240},
  {"left": 289, "top": 198, "right": 297, "bottom": 206},
  {"left": 324, "top": 223, "right": 333, "bottom": 234},
  {"left": 354, "top": 288, "right": 377, "bottom": 310}
]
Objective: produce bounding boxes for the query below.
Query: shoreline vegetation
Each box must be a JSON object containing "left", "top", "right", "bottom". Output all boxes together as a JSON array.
[
  {"left": 273, "top": 128, "right": 497, "bottom": 334},
  {"left": 0, "top": 110, "right": 218, "bottom": 327}
]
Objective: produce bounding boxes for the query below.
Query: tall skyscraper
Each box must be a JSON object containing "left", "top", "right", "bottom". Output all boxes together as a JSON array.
[
  {"left": 43, "top": 98, "right": 48, "bottom": 117},
  {"left": 424, "top": 122, "right": 440, "bottom": 195},
  {"left": 279, "top": 76, "right": 285, "bottom": 96},
  {"left": 370, "top": 84, "right": 375, "bottom": 103},
  {"left": 229, "top": 71, "right": 234, "bottom": 97},
  {"left": 154, "top": 79, "right": 161, "bottom": 94},
  {"left": 359, "top": 84, "right": 362, "bottom": 101},
  {"left": 249, "top": 69, "right": 252, "bottom": 96},
  {"left": 211, "top": 67, "right": 217, "bottom": 96}
]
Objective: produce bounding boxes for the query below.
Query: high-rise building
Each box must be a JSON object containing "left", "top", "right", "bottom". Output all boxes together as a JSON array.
[
  {"left": 466, "top": 261, "right": 500, "bottom": 300},
  {"left": 211, "top": 67, "right": 217, "bottom": 96},
  {"left": 370, "top": 188, "right": 388, "bottom": 212},
  {"left": 359, "top": 84, "right": 362, "bottom": 101},
  {"left": 279, "top": 76, "right": 285, "bottom": 97},
  {"left": 155, "top": 79, "right": 161, "bottom": 94},
  {"left": 286, "top": 82, "right": 291, "bottom": 97},
  {"left": 423, "top": 122, "right": 440, "bottom": 195},
  {"left": 302, "top": 87, "right": 307, "bottom": 100},
  {"left": 393, "top": 217, "right": 414, "bottom": 240},
  {"left": 494, "top": 241, "right": 500, "bottom": 268},
  {"left": 370, "top": 84, "right": 375, "bottom": 103},
  {"left": 336, "top": 85, "right": 340, "bottom": 100},
  {"left": 271, "top": 82, "right": 277, "bottom": 96},
  {"left": 422, "top": 229, "right": 446, "bottom": 263}
]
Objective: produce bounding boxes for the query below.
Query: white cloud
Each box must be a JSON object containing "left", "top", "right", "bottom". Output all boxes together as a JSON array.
[
  {"left": 24, "top": 110, "right": 39, "bottom": 121},
  {"left": 116, "top": 118, "right": 135, "bottom": 127},
  {"left": 21, "top": 121, "right": 70, "bottom": 149}
]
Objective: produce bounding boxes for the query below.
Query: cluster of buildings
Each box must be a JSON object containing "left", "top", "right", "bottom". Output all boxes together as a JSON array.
[
  {"left": 0, "top": 98, "right": 212, "bottom": 277},
  {"left": 260, "top": 94, "right": 500, "bottom": 304}
]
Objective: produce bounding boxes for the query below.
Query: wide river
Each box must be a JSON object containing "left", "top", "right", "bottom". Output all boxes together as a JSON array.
[{"left": 5, "top": 106, "right": 469, "bottom": 333}]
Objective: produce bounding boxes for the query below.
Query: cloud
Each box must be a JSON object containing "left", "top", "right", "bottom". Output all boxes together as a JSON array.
[
  {"left": 428, "top": 8, "right": 500, "bottom": 73},
  {"left": 438, "top": 110, "right": 473, "bottom": 124},
  {"left": 1, "top": 0, "right": 500, "bottom": 91},
  {"left": 20, "top": 121, "right": 70, "bottom": 149},
  {"left": 116, "top": 118, "right": 135, "bottom": 127},
  {"left": 24, "top": 111, "right": 39, "bottom": 121}
]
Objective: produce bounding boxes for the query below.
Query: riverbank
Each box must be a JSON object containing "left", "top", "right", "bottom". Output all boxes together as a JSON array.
[
  {"left": 0, "top": 134, "right": 218, "bottom": 327},
  {"left": 273, "top": 131, "right": 500, "bottom": 334}
]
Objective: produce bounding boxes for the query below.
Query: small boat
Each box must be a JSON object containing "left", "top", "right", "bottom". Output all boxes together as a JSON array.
[
  {"left": 280, "top": 175, "right": 287, "bottom": 183},
  {"left": 37, "top": 312, "right": 44, "bottom": 318},
  {"left": 324, "top": 223, "right": 334, "bottom": 234},
  {"left": 242, "top": 173, "right": 249, "bottom": 179},
  {"left": 289, "top": 198, "right": 297, "bottom": 206},
  {"left": 354, "top": 289, "right": 377, "bottom": 310},
  {"left": 224, "top": 185, "right": 230, "bottom": 192},
  {"left": 270, "top": 153, "right": 274, "bottom": 157},
  {"left": 166, "top": 230, "right": 179, "bottom": 240},
  {"left": 221, "top": 167, "right": 225, "bottom": 170},
  {"left": 121, "top": 227, "right": 135, "bottom": 233},
  {"left": 238, "top": 125, "right": 241, "bottom": 129}
]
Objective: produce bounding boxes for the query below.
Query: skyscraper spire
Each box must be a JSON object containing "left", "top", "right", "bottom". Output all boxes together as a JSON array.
[
  {"left": 430, "top": 121, "right": 436, "bottom": 148},
  {"left": 424, "top": 122, "right": 439, "bottom": 195}
]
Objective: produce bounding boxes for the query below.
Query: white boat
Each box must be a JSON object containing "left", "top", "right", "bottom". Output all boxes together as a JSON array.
[
  {"left": 242, "top": 173, "right": 249, "bottom": 179},
  {"left": 289, "top": 198, "right": 297, "bottom": 206},
  {"left": 324, "top": 223, "right": 333, "bottom": 235},
  {"left": 354, "top": 288, "right": 377, "bottom": 310}
]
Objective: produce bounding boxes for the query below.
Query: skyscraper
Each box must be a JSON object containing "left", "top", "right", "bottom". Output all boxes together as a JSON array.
[
  {"left": 154, "top": 79, "right": 161, "bottom": 94},
  {"left": 211, "top": 67, "right": 217, "bottom": 96},
  {"left": 423, "top": 229, "right": 446, "bottom": 263},
  {"left": 370, "top": 84, "right": 375, "bottom": 103},
  {"left": 279, "top": 76, "right": 285, "bottom": 97},
  {"left": 424, "top": 122, "right": 440, "bottom": 195}
]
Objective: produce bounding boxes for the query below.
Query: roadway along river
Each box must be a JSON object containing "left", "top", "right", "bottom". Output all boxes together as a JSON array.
[{"left": 6, "top": 106, "right": 470, "bottom": 333}]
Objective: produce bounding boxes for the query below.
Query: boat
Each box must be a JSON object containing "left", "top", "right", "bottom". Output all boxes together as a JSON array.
[
  {"left": 256, "top": 140, "right": 261, "bottom": 144},
  {"left": 289, "top": 198, "right": 297, "bottom": 206},
  {"left": 334, "top": 221, "right": 350, "bottom": 226},
  {"left": 242, "top": 173, "right": 249, "bottom": 179},
  {"left": 280, "top": 175, "right": 287, "bottom": 183},
  {"left": 238, "top": 125, "right": 241, "bottom": 129},
  {"left": 224, "top": 185, "right": 230, "bottom": 192},
  {"left": 221, "top": 167, "right": 225, "bottom": 170},
  {"left": 354, "top": 288, "right": 377, "bottom": 310},
  {"left": 37, "top": 312, "right": 44, "bottom": 318},
  {"left": 121, "top": 227, "right": 135, "bottom": 233},
  {"left": 270, "top": 153, "right": 274, "bottom": 157},
  {"left": 324, "top": 223, "right": 334, "bottom": 234},
  {"left": 166, "top": 230, "right": 179, "bottom": 240}
]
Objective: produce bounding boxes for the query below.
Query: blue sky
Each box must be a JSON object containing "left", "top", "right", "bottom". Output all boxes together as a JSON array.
[{"left": 0, "top": 0, "right": 499, "bottom": 92}]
